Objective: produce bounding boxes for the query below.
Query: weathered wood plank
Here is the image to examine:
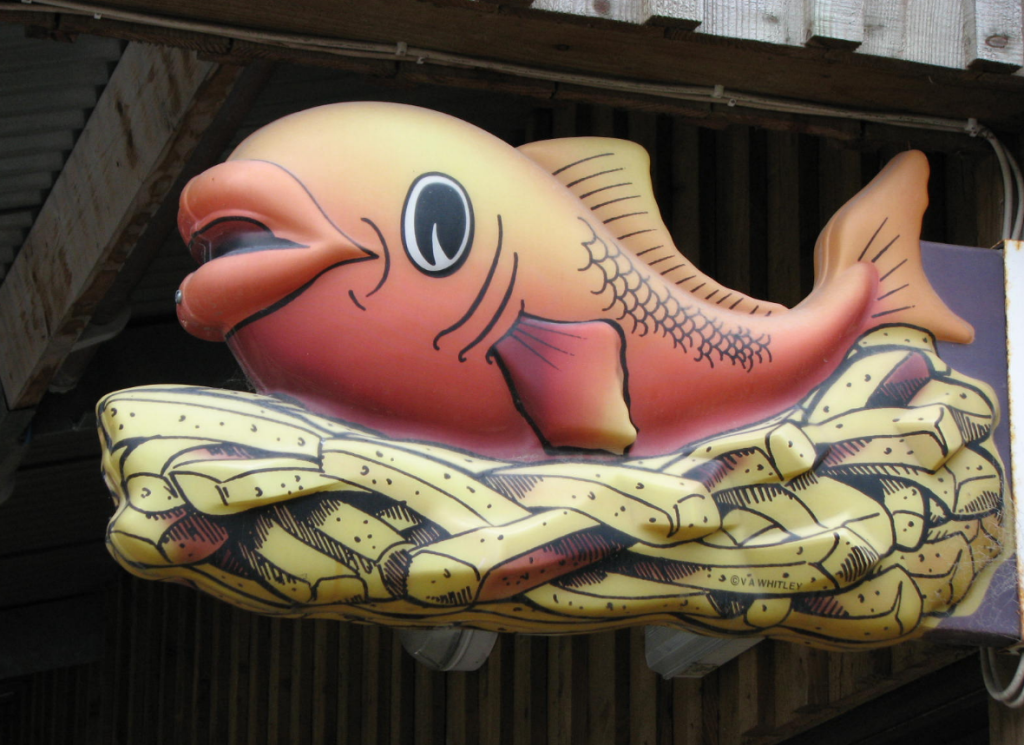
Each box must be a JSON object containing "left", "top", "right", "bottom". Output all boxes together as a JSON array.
[
  {"left": 698, "top": 0, "right": 802, "bottom": 46},
  {"left": 990, "top": 686, "right": 1024, "bottom": 744},
  {"left": 588, "top": 632, "right": 616, "bottom": 744},
  {"left": 644, "top": 0, "right": 703, "bottom": 29},
  {"left": 548, "top": 636, "right": 573, "bottom": 745},
  {"left": 974, "top": 146, "right": 1005, "bottom": 247},
  {"left": 360, "top": 624, "right": 380, "bottom": 744},
  {"left": 715, "top": 125, "right": 752, "bottom": 294},
  {"left": 746, "top": 643, "right": 974, "bottom": 745},
  {"left": 765, "top": 130, "right": 802, "bottom": 307},
  {"left": 512, "top": 636, "right": 534, "bottom": 745},
  {"left": 804, "top": 0, "right": 864, "bottom": 48},
  {"left": 33, "top": 0, "right": 1024, "bottom": 128},
  {"left": 447, "top": 670, "right": 468, "bottom": 745},
  {"left": 963, "top": 0, "right": 1023, "bottom": 71},
  {"left": 817, "top": 137, "right": 861, "bottom": 229},
  {"left": 672, "top": 677, "right": 703, "bottom": 745},
  {"left": 478, "top": 641, "right": 502, "bottom": 745},
  {"left": 670, "top": 120, "right": 702, "bottom": 269},
  {"left": 717, "top": 648, "right": 761, "bottom": 745},
  {"left": 862, "top": 0, "right": 964, "bottom": 70},
  {"left": 58, "top": 13, "right": 233, "bottom": 55},
  {"left": 531, "top": 0, "right": 665, "bottom": 27},
  {"left": 0, "top": 43, "right": 241, "bottom": 410},
  {"left": 629, "top": 627, "right": 658, "bottom": 745}
]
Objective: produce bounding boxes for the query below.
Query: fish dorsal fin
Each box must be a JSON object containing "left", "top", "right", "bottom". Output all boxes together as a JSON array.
[
  {"left": 518, "top": 137, "right": 785, "bottom": 316},
  {"left": 812, "top": 150, "right": 973, "bottom": 343}
]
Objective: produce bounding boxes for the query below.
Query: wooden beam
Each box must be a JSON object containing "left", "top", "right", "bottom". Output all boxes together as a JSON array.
[
  {"left": 35, "top": 1, "right": 1024, "bottom": 128},
  {"left": 0, "top": 43, "right": 244, "bottom": 410},
  {"left": 530, "top": 0, "right": 666, "bottom": 28},
  {"left": 804, "top": 0, "right": 864, "bottom": 49},
  {"left": 743, "top": 643, "right": 975, "bottom": 744},
  {"left": 0, "top": 401, "right": 32, "bottom": 506},
  {"left": 990, "top": 684, "right": 1024, "bottom": 744},
  {"left": 643, "top": 0, "right": 703, "bottom": 29},
  {"left": 963, "top": 0, "right": 1023, "bottom": 72},
  {"left": 0, "top": 594, "right": 106, "bottom": 678}
]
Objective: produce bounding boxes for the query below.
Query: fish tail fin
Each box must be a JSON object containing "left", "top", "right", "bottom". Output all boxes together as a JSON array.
[{"left": 812, "top": 150, "right": 974, "bottom": 344}]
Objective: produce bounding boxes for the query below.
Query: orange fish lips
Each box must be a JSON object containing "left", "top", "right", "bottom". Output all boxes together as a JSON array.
[{"left": 175, "top": 160, "right": 377, "bottom": 341}]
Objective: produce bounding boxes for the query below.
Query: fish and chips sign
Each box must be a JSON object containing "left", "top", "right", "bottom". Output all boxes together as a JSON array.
[{"left": 98, "top": 103, "right": 1020, "bottom": 651}]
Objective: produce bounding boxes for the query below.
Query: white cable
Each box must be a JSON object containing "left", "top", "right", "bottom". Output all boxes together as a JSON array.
[
  {"left": 982, "top": 647, "right": 1024, "bottom": 707},
  {"left": 983, "top": 133, "right": 1024, "bottom": 240},
  {"left": 1004, "top": 141, "right": 1024, "bottom": 240},
  {"left": 984, "top": 134, "right": 1015, "bottom": 240}
]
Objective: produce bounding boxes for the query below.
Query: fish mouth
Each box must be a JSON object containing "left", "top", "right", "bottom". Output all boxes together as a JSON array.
[
  {"left": 186, "top": 216, "right": 309, "bottom": 266},
  {"left": 175, "top": 160, "right": 377, "bottom": 341}
]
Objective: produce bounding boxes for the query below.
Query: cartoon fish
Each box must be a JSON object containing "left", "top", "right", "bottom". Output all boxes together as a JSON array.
[{"left": 174, "top": 102, "right": 972, "bottom": 459}]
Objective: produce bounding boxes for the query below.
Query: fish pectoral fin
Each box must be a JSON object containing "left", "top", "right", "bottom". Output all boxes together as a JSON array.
[{"left": 492, "top": 316, "right": 637, "bottom": 455}]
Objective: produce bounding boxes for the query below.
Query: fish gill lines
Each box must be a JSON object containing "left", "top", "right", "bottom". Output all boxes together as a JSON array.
[
  {"left": 577, "top": 218, "right": 771, "bottom": 371},
  {"left": 457, "top": 252, "right": 519, "bottom": 362},
  {"left": 433, "top": 215, "right": 508, "bottom": 351}
]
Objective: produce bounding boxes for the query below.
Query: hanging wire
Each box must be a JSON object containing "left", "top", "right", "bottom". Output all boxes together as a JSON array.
[{"left": 982, "top": 647, "right": 1024, "bottom": 708}]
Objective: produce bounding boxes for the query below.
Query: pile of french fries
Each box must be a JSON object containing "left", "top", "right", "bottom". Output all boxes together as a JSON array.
[{"left": 98, "top": 325, "right": 1006, "bottom": 650}]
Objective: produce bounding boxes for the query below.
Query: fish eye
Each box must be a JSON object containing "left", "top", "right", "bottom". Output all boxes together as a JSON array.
[{"left": 401, "top": 173, "right": 474, "bottom": 276}]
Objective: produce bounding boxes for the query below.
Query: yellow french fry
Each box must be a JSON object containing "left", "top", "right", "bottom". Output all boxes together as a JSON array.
[
  {"left": 524, "top": 575, "right": 722, "bottom": 618},
  {"left": 321, "top": 440, "right": 528, "bottom": 532},
  {"left": 405, "top": 510, "right": 599, "bottom": 606},
  {"left": 781, "top": 565, "right": 923, "bottom": 644},
  {"left": 487, "top": 465, "right": 718, "bottom": 545},
  {"left": 167, "top": 456, "right": 347, "bottom": 515}
]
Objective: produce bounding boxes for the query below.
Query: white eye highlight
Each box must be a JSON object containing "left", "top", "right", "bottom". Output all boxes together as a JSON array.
[{"left": 401, "top": 173, "right": 474, "bottom": 276}]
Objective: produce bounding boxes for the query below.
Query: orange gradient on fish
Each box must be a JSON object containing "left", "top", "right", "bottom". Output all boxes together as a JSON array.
[{"left": 175, "top": 102, "right": 972, "bottom": 459}]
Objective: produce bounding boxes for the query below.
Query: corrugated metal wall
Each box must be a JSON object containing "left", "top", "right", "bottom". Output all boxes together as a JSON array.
[{"left": 0, "top": 72, "right": 1008, "bottom": 744}]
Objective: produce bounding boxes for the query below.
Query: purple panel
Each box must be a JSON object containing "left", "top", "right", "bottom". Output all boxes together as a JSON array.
[{"left": 921, "top": 241, "right": 1019, "bottom": 645}]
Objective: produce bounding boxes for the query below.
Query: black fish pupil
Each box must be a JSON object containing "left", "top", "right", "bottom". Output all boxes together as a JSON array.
[{"left": 414, "top": 183, "right": 466, "bottom": 265}]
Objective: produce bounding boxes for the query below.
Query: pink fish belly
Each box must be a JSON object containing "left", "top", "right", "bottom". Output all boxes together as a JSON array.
[{"left": 227, "top": 291, "right": 546, "bottom": 458}]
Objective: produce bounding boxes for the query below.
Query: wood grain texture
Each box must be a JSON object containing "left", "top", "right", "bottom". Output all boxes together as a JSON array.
[
  {"left": 4, "top": 577, "right": 974, "bottom": 745},
  {"left": 532, "top": 0, "right": 654, "bottom": 25},
  {"left": 547, "top": 636, "right": 573, "bottom": 744},
  {"left": 698, "top": 0, "right": 803, "bottom": 46},
  {"left": 765, "top": 130, "right": 802, "bottom": 307},
  {"left": 0, "top": 43, "right": 238, "bottom": 409},
  {"left": 989, "top": 682, "right": 1024, "bottom": 743},
  {"left": 643, "top": 0, "right": 704, "bottom": 28},
  {"left": 862, "top": 0, "right": 965, "bottom": 69},
  {"left": 804, "top": 0, "right": 864, "bottom": 48},
  {"left": 629, "top": 628, "right": 658, "bottom": 745},
  {"left": 963, "top": 0, "right": 1023, "bottom": 71},
  {"left": 47, "top": 0, "right": 1024, "bottom": 127}
]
